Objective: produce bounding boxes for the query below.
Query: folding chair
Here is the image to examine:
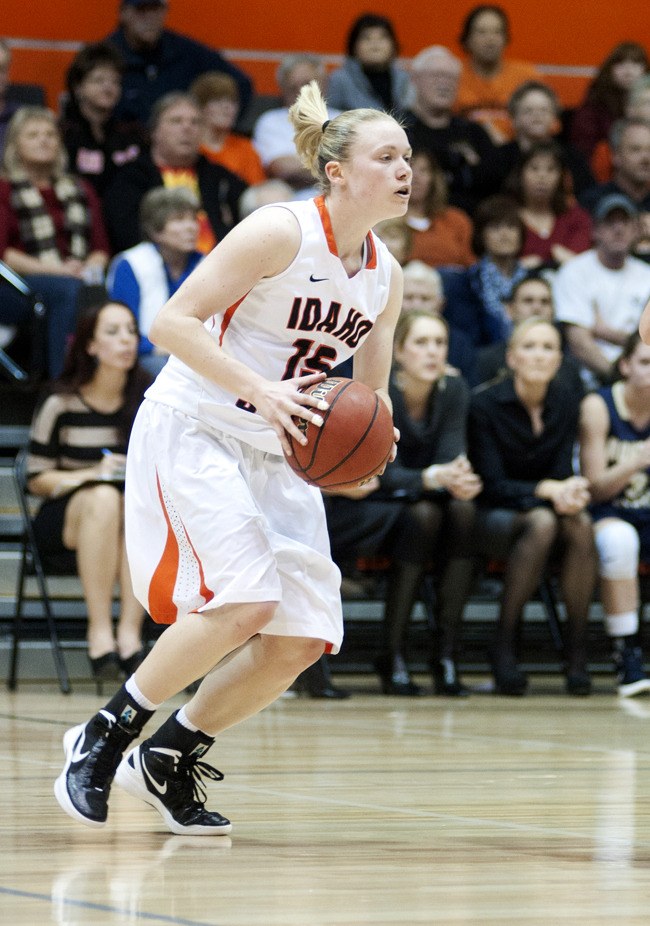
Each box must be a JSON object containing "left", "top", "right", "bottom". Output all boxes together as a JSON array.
[{"left": 7, "top": 447, "right": 78, "bottom": 693}]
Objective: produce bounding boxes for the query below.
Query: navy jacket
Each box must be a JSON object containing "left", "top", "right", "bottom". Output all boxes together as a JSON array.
[{"left": 108, "top": 28, "right": 253, "bottom": 124}]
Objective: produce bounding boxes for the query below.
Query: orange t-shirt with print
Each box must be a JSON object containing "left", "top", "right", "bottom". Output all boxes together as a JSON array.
[
  {"left": 200, "top": 134, "right": 266, "bottom": 186},
  {"left": 456, "top": 60, "right": 541, "bottom": 143},
  {"left": 159, "top": 166, "right": 216, "bottom": 254}
]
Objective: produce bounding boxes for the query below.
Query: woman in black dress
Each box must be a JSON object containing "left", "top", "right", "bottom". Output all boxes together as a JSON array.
[
  {"left": 468, "top": 317, "right": 598, "bottom": 695},
  {"left": 326, "top": 310, "right": 482, "bottom": 695}
]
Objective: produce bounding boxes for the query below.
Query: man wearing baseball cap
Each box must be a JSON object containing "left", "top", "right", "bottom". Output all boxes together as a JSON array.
[
  {"left": 106, "top": 1, "right": 252, "bottom": 126},
  {"left": 554, "top": 193, "right": 650, "bottom": 388}
]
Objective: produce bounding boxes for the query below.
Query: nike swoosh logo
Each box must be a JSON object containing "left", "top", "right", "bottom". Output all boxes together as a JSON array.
[
  {"left": 309, "top": 274, "right": 328, "bottom": 282},
  {"left": 142, "top": 754, "right": 167, "bottom": 795},
  {"left": 71, "top": 736, "right": 89, "bottom": 763}
]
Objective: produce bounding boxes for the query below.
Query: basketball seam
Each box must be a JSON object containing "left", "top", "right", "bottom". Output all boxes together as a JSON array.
[
  {"left": 312, "top": 394, "right": 383, "bottom": 482},
  {"left": 287, "top": 378, "right": 352, "bottom": 473}
]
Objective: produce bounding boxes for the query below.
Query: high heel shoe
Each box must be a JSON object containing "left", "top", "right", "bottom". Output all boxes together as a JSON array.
[
  {"left": 433, "top": 658, "right": 469, "bottom": 697},
  {"left": 89, "top": 651, "right": 121, "bottom": 694},
  {"left": 89, "top": 651, "right": 121, "bottom": 680},
  {"left": 374, "top": 654, "right": 421, "bottom": 696},
  {"left": 293, "top": 656, "right": 351, "bottom": 699},
  {"left": 119, "top": 648, "right": 147, "bottom": 676},
  {"left": 490, "top": 649, "right": 528, "bottom": 696},
  {"left": 565, "top": 666, "right": 592, "bottom": 696}
]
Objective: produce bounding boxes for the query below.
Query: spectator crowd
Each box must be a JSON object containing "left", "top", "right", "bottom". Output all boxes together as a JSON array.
[{"left": 3, "top": 1, "right": 650, "bottom": 699}]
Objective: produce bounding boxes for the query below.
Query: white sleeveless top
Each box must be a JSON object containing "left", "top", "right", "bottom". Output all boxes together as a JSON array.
[{"left": 146, "top": 196, "right": 394, "bottom": 454}]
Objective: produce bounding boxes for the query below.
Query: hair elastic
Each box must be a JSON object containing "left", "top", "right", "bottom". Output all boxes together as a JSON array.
[{"left": 322, "top": 120, "right": 330, "bottom": 133}]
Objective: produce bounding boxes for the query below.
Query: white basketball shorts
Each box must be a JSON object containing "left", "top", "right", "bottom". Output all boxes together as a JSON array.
[{"left": 124, "top": 400, "right": 343, "bottom": 653}]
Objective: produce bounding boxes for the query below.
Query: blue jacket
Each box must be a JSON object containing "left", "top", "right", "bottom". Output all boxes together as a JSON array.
[
  {"left": 326, "top": 58, "right": 411, "bottom": 113},
  {"left": 107, "top": 28, "right": 253, "bottom": 124}
]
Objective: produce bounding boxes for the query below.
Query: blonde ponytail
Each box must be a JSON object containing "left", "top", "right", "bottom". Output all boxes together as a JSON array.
[
  {"left": 288, "top": 80, "right": 329, "bottom": 176},
  {"left": 288, "top": 80, "right": 401, "bottom": 192}
]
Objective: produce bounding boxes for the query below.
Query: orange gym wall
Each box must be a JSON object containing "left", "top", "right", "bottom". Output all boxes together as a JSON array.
[{"left": 4, "top": 0, "right": 650, "bottom": 110}]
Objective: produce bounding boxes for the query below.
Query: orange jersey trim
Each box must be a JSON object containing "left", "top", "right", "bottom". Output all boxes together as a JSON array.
[
  {"left": 219, "top": 291, "right": 249, "bottom": 345},
  {"left": 314, "top": 195, "right": 376, "bottom": 269},
  {"left": 148, "top": 470, "right": 215, "bottom": 624},
  {"left": 148, "top": 471, "right": 181, "bottom": 624}
]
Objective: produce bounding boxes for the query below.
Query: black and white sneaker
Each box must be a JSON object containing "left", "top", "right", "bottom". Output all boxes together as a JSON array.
[
  {"left": 54, "top": 710, "right": 138, "bottom": 827},
  {"left": 615, "top": 646, "right": 650, "bottom": 698},
  {"left": 115, "top": 740, "right": 232, "bottom": 836}
]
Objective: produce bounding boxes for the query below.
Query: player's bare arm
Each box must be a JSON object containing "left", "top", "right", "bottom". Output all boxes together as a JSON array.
[
  {"left": 352, "top": 255, "right": 403, "bottom": 462},
  {"left": 149, "top": 206, "right": 328, "bottom": 450}
]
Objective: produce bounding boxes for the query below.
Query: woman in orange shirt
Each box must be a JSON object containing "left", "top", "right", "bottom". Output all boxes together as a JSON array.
[
  {"left": 406, "top": 149, "right": 475, "bottom": 268},
  {"left": 191, "top": 72, "right": 266, "bottom": 187},
  {"left": 456, "top": 4, "right": 540, "bottom": 144}
]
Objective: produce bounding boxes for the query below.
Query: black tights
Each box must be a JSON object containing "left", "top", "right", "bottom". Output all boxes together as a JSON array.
[
  {"left": 379, "top": 498, "right": 476, "bottom": 664},
  {"left": 493, "top": 508, "right": 597, "bottom": 671}
]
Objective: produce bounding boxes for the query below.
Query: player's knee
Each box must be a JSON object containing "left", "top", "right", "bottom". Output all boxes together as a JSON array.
[
  {"left": 595, "top": 520, "right": 640, "bottom": 579},
  {"left": 262, "top": 635, "right": 325, "bottom": 675},
  {"left": 241, "top": 601, "right": 278, "bottom": 637}
]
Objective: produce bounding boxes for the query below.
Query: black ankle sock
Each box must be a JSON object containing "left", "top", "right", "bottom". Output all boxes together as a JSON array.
[
  {"left": 146, "top": 710, "right": 214, "bottom": 755},
  {"left": 102, "top": 684, "right": 155, "bottom": 734}
]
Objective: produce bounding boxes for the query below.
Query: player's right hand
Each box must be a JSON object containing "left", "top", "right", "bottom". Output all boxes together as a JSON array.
[{"left": 251, "top": 372, "right": 329, "bottom": 457}]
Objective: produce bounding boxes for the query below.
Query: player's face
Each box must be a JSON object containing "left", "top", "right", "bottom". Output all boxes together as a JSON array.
[
  {"left": 506, "top": 322, "right": 562, "bottom": 385},
  {"left": 395, "top": 315, "right": 448, "bottom": 383},
  {"left": 87, "top": 304, "right": 139, "bottom": 372},
  {"left": 338, "top": 119, "right": 412, "bottom": 221},
  {"left": 620, "top": 341, "right": 650, "bottom": 390}
]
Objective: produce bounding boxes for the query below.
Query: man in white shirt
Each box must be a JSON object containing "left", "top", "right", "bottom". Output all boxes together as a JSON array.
[
  {"left": 554, "top": 194, "right": 650, "bottom": 388},
  {"left": 253, "top": 54, "right": 339, "bottom": 200}
]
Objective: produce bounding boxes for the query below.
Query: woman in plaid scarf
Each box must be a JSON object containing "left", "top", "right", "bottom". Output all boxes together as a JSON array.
[{"left": 0, "top": 107, "right": 110, "bottom": 377}]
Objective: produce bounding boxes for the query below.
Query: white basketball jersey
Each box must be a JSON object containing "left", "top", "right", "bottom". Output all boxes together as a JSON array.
[{"left": 146, "top": 196, "right": 394, "bottom": 454}]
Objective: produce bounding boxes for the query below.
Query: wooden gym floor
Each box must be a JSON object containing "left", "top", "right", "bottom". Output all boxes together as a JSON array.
[{"left": 2, "top": 675, "right": 650, "bottom": 925}]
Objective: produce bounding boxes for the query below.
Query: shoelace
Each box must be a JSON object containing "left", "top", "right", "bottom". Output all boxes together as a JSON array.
[{"left": 173, "top": 756, "right": 225, "bottom": 810}]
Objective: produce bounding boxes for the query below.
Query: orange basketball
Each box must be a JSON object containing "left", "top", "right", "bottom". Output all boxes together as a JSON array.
[{"left": 286, "top": 377, "right": 394, "bottom": 490}]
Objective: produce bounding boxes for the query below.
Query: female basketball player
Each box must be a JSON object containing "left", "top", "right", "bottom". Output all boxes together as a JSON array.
[{"left": 54, "top": 81, "right": 412, "bottom": 836}]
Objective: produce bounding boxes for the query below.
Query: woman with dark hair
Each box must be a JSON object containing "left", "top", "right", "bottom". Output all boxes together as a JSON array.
[
  {"left": 60, "top": 41, "right": 143, "bottom": 197},
  {"left": 504, "top": 140, "right": 592, "bottom": 269},
  {"left": 570, "top": 42, "right": 649, "bottom": 162},
  {"left": 405, "top": 149, "right": 474, "bottom": 268},
  {"left": 326, "top": 13, "right": 411, "bottom": 113},
  {"left": 441, "top": 194, "right": 528, "bottom": 345},
  {"left": 496, "top": 81, "right": 595, "bottom": 196},
  {"left": 456, "top": 4, "right": 540, "bottom": 143},
  {"left": 326, "top": 310, "right": 482, "bottom": 696},
  {"left": 26, "top": 300, "right": 152, "bottom": 682},
  {"left": 469, "top": 317, "right": 598, "bottom": 695}
]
